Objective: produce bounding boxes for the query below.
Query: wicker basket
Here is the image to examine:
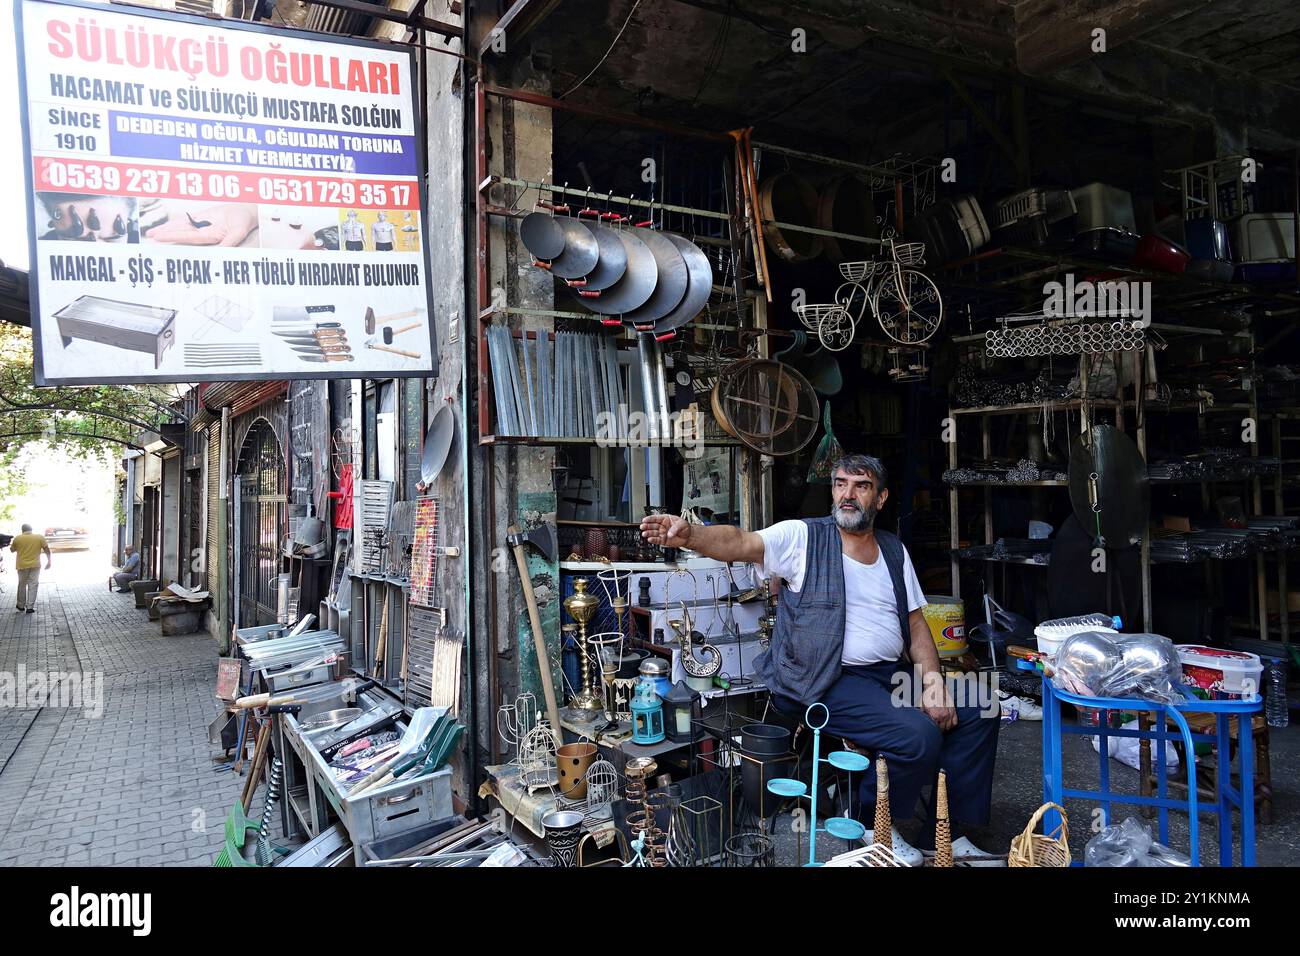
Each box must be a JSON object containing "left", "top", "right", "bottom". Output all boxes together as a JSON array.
[{"left": 1008, "top": 802, "right": 1071, "bottom": 867}]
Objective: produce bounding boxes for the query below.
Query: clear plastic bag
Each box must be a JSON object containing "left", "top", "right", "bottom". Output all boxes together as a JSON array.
[
  {"left": 1052, "top": 632, "right": 1182, "bottom": 703},
  {"left": 1085, "top": 816, "right": 1191, "bottom": 867}
]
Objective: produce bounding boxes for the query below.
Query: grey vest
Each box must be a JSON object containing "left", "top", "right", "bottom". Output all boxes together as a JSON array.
[{"left": 754, "top": 517, "right": 912, "bottom": 706}]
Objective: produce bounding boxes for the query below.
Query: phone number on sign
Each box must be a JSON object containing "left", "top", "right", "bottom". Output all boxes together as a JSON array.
[{"left": 33, "top": 158, "right": 418, "bottom": 209}]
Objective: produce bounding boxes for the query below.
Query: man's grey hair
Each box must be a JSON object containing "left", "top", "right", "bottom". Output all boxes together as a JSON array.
[
  {"left": 20, "top": 523, "right": 32, "bottom": 532},
  {"left": 831, "top": 454, "right": 888, "bottom": 490}
]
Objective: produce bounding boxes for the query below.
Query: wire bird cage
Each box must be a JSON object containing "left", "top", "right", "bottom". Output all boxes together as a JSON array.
[{"left": 518, "top": 721, "right": 558, "bottom": 792}]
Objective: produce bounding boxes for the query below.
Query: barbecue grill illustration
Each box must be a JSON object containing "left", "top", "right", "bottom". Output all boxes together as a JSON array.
[{"left": 52, "top": 295, "right": 177, "bottom": 368}]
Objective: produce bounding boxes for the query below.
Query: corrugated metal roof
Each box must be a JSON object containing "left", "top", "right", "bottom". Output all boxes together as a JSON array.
[{"left": 200, "top": 381, "right": 288, "bottom": 415}]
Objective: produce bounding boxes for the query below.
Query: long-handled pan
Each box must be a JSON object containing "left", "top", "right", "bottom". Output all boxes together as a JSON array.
[
  {"left": 573, "top": 225, "right": 657, "bottom": 318},
  {"left": 520, "top": 204, "right": 566, "bottom": 261},
  {"left": 651, "top": 233, "right": 713, "bottom": 341},
  {"left": 624, "top": 224, "right": 688, "bottom": 329},
  {"left": 567, "top": 214, "right": 627, "bottom": 295},
  {"left": 531, "top": 202, "right": 599, "bottom": 279}
]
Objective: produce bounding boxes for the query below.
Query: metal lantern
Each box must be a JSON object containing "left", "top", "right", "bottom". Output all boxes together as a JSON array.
[
  {"left": 630, "top": 675, "right": 665, "bottom": 744},
  {"left": 663, "top": 680, "right": 702, "bottom": 743}
]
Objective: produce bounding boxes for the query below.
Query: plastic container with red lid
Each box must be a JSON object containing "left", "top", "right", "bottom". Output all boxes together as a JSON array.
[{"left": 1176, "top": 645, "right": 1263, "bottom": 700}]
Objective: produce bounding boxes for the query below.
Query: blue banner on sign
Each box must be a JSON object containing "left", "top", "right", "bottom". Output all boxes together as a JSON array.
[{"left": 108, "top": 111, "right": 417, "bottom": 177}]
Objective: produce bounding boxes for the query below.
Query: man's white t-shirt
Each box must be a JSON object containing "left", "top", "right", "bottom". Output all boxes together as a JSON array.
[{"left": 756, "top": 519, "right": 927, "bottom": 665}]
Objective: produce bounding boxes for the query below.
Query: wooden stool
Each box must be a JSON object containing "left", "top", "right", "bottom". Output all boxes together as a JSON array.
[{"left": 1138, "top": 710, "right": 1272, "bottom": 824}]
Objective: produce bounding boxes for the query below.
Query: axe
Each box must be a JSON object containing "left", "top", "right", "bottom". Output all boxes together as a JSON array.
[{"left": 505, "top": 523, "right": 561, "bottom": 741}]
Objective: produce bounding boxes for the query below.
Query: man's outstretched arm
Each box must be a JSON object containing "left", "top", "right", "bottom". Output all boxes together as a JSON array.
[{"left": 639, "top": 514, "right": 765, "bottom": 565}]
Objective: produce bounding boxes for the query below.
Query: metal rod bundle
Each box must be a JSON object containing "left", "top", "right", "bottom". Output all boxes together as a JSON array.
[{"left": 486, "top": 329, "right": 629, "bottom": 439}]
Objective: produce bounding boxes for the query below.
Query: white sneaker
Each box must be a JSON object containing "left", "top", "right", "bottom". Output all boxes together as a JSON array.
[
  {"left": 998, "top": 691, "right": 1043, "bottom": 721},
  {"left": 951, "top": 835, "right": 1006, "bottom": 866},
  {"left": 861, "top": 825, "right": 924, "bottom": 866}
]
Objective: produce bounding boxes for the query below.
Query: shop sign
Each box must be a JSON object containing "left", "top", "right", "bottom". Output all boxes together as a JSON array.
[{"left": 16, "top": 0, "right": 439, "bottom": 384}]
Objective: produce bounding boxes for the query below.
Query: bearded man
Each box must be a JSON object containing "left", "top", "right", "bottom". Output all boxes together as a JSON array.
[{"left": 640, "top": 454, "right": 1001, "bottom": 864}]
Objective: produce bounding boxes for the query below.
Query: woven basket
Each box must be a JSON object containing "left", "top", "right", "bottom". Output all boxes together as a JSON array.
[{"left": 1008, "top": 802, "right": 1071, "bottom": 867}]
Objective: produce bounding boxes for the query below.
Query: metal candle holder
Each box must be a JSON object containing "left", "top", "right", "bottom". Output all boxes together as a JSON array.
[
  {"left": 563, "top": 578, "right": 603, "bottom": 711},
  {"left": 586, "top": 630, "right": 625, "bottom": 728},
  {"left": 766, "top": 702, "right": 870, "bottom": 867},
  {"left": 596, "top": 566, "right": 632, "bottom": 641},
  {"left": 624, "top": 757, "right": 668, "bottom": 866},
  {"left": 495, "top": 691, "right": 538, "bottom": 767}
]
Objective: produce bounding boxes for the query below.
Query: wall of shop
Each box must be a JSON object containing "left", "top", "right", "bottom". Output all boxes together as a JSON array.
[{"left": 472, "top": 29, "right": 558, "bottom": 774}]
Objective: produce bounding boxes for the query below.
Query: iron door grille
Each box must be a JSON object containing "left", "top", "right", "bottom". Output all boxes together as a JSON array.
[{"left": 237, "top": 420, "right": 286, "bottom": 626}]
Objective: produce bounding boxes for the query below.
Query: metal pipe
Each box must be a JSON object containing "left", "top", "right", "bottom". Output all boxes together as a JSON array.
[
  {"left": 752, "top": 140, "right": 934, "bottom": 181},
  {"left": 637, "top": 333, "right": 660, "bottom": 441},
  {"left": 489, "top": 176, "right": 729, "bottom": 221}
]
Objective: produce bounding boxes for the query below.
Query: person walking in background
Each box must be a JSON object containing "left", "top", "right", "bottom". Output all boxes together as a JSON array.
[
  {"left": 111, "top": 545, "right": 141, "bottom": 593},
  {"left": 10, "top": 524, "right": 51, "bottom": 614}
]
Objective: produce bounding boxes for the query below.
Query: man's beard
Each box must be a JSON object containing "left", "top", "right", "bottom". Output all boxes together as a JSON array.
[{"left": 833, "top": 500, "right": 877, "bottom": 532}]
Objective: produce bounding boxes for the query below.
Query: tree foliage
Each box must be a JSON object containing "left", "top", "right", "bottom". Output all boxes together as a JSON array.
[{"left": 0, "top": 323, "right": 183, "bottom": 458}]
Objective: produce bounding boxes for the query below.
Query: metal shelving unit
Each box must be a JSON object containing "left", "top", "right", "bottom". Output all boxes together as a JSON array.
[{"left": 946, "top": 320, "right": 1294, "bottom": 645}]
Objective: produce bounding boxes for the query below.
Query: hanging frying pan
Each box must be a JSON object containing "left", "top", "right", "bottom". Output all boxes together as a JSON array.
[
  {"left": 539, "top": 214, "right": 600, "bottom": 280},
  {"left": 568, "top": 219, "right": 627, "bottom": 294},
  {"left": 419, "top": 403, "right": 455, "bottom": 488},
  {"left": 816, "top": 175, "right": 880, "bottom": 262},
  {"left": 651, "top": 233, "right": 714, "bottom": 340},
  {"left": 624, "top": 226, "right": 688, "bottom": 328},
  {"left": 1068, "top": 424, "right": 1149, "bottom": 547},
  {"left": 574, "top": 228, "right": 657, "bottom": 316},
  {"left": 520, "top": 208, "right": 566, "bottom": 261}
]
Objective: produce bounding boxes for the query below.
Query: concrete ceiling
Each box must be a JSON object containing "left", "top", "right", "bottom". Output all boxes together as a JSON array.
[
  {"left": 1134, "top": 0, "right": 1300, "bottom": 84},
  {"left": 522, "top": 0, "right": 1300, "bottom": 148}
]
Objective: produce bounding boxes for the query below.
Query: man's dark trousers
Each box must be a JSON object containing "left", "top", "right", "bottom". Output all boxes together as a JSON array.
[{"left": 776, "top": 659, "right": 999, "bottom": 832}]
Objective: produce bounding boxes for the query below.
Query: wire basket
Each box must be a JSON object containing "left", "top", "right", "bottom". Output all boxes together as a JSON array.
[
  {"left": 793, "top": 303, "right": 848, "bottom": 333},
  {"left": 838, "top": 260, "right": 886, "bottom": 282},
  {"left": 724, "top": 831, "right": 775, "bottom": 867},
  {"left": 887, "top": 241, "right": 926, "bottom": 265},
  {"left": 1008, "top": 802, "right": 1071, "bottom": 867}
]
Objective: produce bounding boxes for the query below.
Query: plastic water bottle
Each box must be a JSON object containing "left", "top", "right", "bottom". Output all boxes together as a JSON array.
[
  {"left": 1038, "top": 613, "right": 1123, "bottom": 631},
  {"left": 1266, "top": 659, "right": 1290, "bottom": 729}
]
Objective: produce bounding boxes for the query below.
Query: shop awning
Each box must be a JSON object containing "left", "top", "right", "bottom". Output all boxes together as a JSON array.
[{"left": 199, "top": 381, "right": 288, "bottom": 418}]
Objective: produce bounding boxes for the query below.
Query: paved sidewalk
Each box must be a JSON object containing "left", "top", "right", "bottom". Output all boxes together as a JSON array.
[{"left": 0, "top": 566, "right": 249, "bottom": 866}]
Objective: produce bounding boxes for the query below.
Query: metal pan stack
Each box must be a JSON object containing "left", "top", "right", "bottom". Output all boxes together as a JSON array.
[{"left": 519, "top": 205, "right": 713, "bottom": 343}]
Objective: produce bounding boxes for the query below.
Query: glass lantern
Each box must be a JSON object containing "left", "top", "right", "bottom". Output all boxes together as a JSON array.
[{"left": 663, "top": 680, "right": 702, "bottom": 743}]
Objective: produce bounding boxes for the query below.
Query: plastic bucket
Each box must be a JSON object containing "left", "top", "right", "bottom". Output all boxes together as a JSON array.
[{"left": 922, "top": 596, "right": 968, "bottom": 658}]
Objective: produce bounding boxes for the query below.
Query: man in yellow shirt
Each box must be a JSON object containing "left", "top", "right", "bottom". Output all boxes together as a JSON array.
[{"left": 10, "top": 524, "right": 52, "bottom": 614}]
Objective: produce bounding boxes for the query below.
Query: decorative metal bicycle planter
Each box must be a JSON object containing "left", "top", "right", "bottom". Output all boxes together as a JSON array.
[{"left": 765, "top": 702, "right": 871, "bottom": 866}]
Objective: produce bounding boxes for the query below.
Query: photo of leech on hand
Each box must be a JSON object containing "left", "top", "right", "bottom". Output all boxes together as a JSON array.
[{"left": 141, "top": 201, "right": 260, "bottom": 247}]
